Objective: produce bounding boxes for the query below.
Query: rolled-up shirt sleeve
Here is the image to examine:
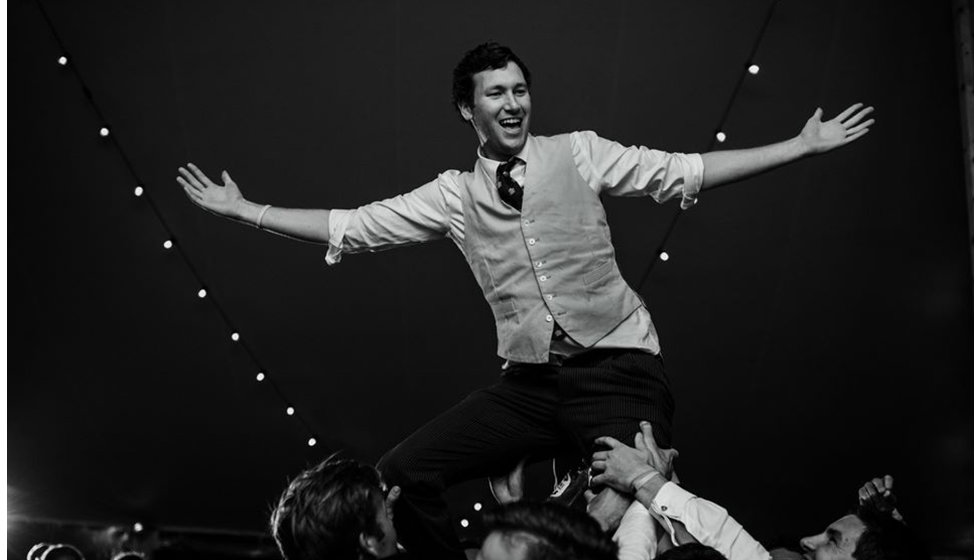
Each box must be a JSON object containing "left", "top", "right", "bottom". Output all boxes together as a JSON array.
[
  {"left": 571, "top": 130, "right": 703, "bottom": 209},
  {"left": 325, "top": 172, "right": 455, "bottom": 265},
  {"left": 651, "top": 482, "right": 770, "bottom": 560}
]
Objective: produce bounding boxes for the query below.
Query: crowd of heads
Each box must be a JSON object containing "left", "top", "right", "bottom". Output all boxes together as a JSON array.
[{"left": 268, "top": 454, "right": 929, "bottom": 560}]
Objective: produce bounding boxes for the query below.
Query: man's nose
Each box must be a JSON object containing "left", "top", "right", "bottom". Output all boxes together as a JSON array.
[
  {"left": 503, "top": 92, "right": 520, "bottom": 111},
  {"left": 799, "top": 534, "right": 821, "bottom": 551}
]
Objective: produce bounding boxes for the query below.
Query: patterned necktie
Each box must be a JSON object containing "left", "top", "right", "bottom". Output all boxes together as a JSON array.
[{"left": 496, "top": 156, "right": 523, "bottom": 211}]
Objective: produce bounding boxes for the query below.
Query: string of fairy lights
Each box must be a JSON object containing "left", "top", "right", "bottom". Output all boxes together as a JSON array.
[
  {"left": 35, "top": 0, "right": 320, "bottom": 450},
  {"left": 638, "top": 0, "right": 779, "bottom": 290},
  {"left": 34, "top": 0, "right": 778, "bottom": 463}
]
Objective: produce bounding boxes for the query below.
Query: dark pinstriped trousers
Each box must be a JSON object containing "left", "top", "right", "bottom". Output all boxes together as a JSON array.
[{"left": 377, "top": 350, "right": 675, "bottom": 559}]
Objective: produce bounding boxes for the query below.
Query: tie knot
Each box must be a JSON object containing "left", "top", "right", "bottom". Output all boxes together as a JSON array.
[{"left": 497, "top": 156, "right": 520, "bottom": 180}]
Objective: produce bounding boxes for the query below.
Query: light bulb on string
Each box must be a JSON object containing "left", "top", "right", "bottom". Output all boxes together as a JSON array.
[
  {"left": 198, "top": 288, "right": 207, "bottom": 299},
  {"left": 133, "top": 522, "right": 144, "bottom": 533},
  {"left": 256, "top": 372, "right": 266, "bottom": 381},
  {"left": 659, "top": 251, "right": 670, "bottom": 262},
  {"left": 748, "top": 64, "right": 760, "bottom": 75},
  {"left": 163, "top": 240, "right": 173, "bottom": 249},
  {"left": 460, "top": 519, "right": 470, "bottom": 528},
  {"left": 286, "top": 406, "right": 295, "bottom": 416},
  {"left": 308, "top": 438, "right": 317, "bottom": 447},
  {"left": 57, "top": 56, "right": 68, "bottom": 66},
  {"left": 134, "top": 186, "right": 144, "bottom": 197},
  {"left": 99, "top": 127, "right": 110, "bottom": 138},
  {"left": 715, "top": 131, "right": 726, "bottom": 143},
  {"left": 231, "top": 332, "right": 240, "bottom": 342},
  {"left": 473, "top": 503, "right": 483, "bottom": 511}
]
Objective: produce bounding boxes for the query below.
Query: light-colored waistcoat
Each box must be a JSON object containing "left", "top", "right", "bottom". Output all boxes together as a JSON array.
[{"left": 458, "top": 134, "right": 645, "bottom": 363}]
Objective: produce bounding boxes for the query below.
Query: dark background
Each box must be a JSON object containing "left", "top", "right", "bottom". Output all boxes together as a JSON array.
[{"left": 9, "top": 0, "right": 972, "bottom": 557}]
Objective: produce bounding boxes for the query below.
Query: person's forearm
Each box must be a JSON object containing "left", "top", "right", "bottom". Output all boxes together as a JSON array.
[
  {"left": 631, "top": 474, "right": 697, "bottom": 546},
  {"left": 233, "top": 200, "right": 332, "bottom": 244},
  {"left": 701, "top": 136, "right": 809, "bottom": 190},
  {"left": 640, "top": 478, "right": 772, "bottom": 560},
  {"left": 632, "top": 470, "right": 668, "bottom": 509}
]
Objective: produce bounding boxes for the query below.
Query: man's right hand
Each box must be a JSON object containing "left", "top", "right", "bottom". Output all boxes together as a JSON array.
[
  {"left": 178, "top": 163, "right": 245, "bottom": 219},
  {"left": 636, "top": 421, "right": 679, "bottom": 482}
]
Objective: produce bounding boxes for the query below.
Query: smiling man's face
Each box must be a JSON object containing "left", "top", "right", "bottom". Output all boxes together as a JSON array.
[{"left": 459, "top": 61, "right": 531, "bottom": 161}]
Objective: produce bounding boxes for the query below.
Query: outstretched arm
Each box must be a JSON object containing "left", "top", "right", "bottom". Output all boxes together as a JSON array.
[
  {"left": 701, "top": 103, "right": 875, "bottom": 190},
  {"left": 178, "top": 163, "right": 332, "bottom": 244}
]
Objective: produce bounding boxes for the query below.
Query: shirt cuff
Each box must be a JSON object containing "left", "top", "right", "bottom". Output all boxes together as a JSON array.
[
  {"left": 648, "top": 481, "right": 691, "bottom": 546},
  {"left": 651, "top": 480, "right": 694, "bottom": 513},
  {"left": 324, "top": 209, "right": 353, "bottom": 266},
  {"left": 679, "top": 153, "right": 703, "bottom": 210}
]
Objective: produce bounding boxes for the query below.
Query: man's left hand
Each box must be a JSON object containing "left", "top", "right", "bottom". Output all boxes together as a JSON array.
[
  {"left": 798, "top": 103, "right": 875, "bottom": 154},
  {"left": 384, "top": 486, "right": 401, "bottom": 521},
  {"left": 584, "top": 487, "right": 632, "bottom": 533},
  {"left": 489, "top": 456, "right": 527, "bottom": 505}
]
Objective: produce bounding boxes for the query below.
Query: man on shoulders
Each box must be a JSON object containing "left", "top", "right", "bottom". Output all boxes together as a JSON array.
[{"left": 179, "top": 42, "right": 874, "bottom": 558}]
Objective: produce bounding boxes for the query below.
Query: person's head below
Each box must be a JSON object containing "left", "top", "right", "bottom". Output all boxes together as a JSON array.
[
  {"left": 453, "top": 42, "right": 533, "bottom": 162},
  {"left": 657, "top": 543, "right": 727, "bottom": 560},
  {"left": 800, "top": 505, "right": 927, "bottom": 560},
  {"left": 477, "top": 501, "right": 618, "bottom": 560},
  {"left": 270, "top": 456, "right": 398, "bottom": 560}
]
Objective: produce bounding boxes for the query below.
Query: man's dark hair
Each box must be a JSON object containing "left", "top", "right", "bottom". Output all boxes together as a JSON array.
[
  {"left": 852, "top": 505, "right": 929, "bottom": 560},
  {"left": 270, "top": 456, "right": 386, "bottom": 560},
  {"left": 656, "top": 543, "right": 727, "bottom": 560},
  {"left": 483, "top": 501, "right": 618, "bottom": 560},
  {"left": 452, "top": 42, "right": 532, "bottom": 116}
]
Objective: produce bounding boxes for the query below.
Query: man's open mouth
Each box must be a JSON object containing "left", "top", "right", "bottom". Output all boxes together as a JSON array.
[{"left": 499, "top": 117, "right": 523, "bottom": 132}]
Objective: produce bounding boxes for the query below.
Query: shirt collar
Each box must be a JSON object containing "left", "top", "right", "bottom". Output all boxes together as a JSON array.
[{"left": 475, "top": 139, "right": 531, "bottom": 178}]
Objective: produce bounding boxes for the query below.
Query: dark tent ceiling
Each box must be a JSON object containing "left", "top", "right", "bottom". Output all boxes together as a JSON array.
[{"left": 9, "top": 0, "right": 972, "bottom": 556}]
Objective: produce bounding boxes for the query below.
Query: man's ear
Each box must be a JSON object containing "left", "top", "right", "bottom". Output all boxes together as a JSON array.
[
  {"left": 458, "top": 102, "right": 473, "bottom": 122},
  {"left": 359, "top": 532, "right": 381, "bottom": 558}
]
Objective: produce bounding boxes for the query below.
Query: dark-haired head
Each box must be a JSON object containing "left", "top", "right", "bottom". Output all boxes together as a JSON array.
[
  {"left": 801, "top": 505, "right": 928, "bottom": 560},
  {"left": 480, "top": 501, "right": 618, "bottom": 560},
  {"left": 657, "top": 543, "right": 727, "bottom": 560},
  {"left": 270, "top": 456, "right": 396, "bottom": 560},
  {"left": 452, "top": 42, "right": 532, "bottom": 119},
  {"left": 852, "top": 505, "right": 928, "bottom": 560}
]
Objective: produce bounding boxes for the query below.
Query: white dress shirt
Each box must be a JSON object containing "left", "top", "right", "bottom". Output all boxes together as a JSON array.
[
  {"left": 650, "top": 481, "right": 770, "bottom": 560},
  {"left": 326, "top": 131, "right": 703, "bottom": 359}
]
